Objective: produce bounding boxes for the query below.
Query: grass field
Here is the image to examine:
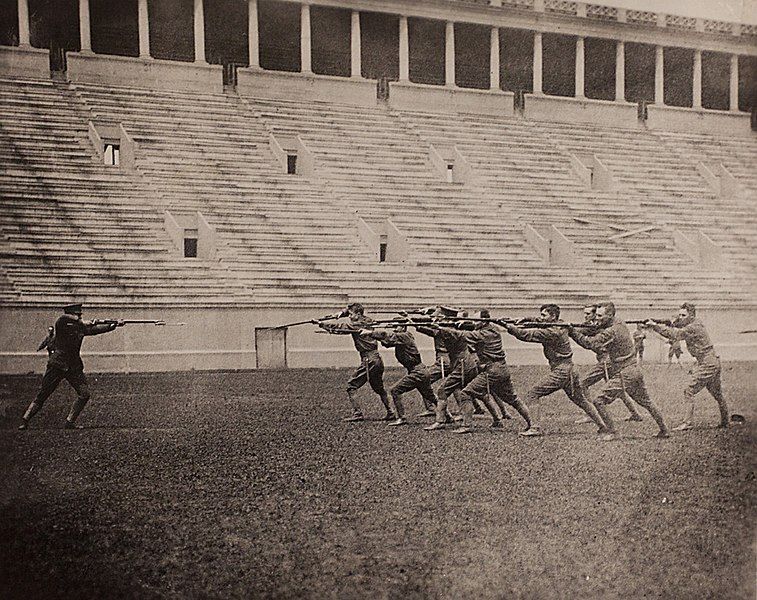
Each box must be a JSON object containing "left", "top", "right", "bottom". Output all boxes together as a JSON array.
[{"left": 1, "top": 362, "right": 755, "bottom": 599}]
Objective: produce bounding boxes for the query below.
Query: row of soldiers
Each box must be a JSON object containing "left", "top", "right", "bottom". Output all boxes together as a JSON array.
[{"left": 318, "top": 301, "right": 730, "bottom": 439}]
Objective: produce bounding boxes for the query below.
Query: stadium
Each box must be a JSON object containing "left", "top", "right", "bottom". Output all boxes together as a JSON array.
[{"left": 0, "top": 0, "right": 755, "bottom": 598}]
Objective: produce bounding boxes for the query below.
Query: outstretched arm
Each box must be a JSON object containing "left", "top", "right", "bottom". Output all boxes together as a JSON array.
[
  {"left": 503, "top": 323, "right": 553, "bottom": 344},
  {"left": 646, "top": 321, "right": 687, "bottom": 341},
  {"left": 569, "top": 326, "right": 615, "bottom": 353}
]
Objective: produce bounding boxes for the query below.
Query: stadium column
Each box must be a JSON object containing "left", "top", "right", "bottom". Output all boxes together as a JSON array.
[
  {"left": 17, "top": 0, "right": 31, "bottom": 47},
  {"left": 249, "top": 0, "right": 260, "bottom": 69},
  {"left": 575, "top": 36, "right": 585, "bottom": 98},
  {"left": 399, "top": 16, "right": 409, "bottom": 82},
  {"left": 138, "top": 0, "right": 150, "bottom": 58},
  {"left": 490, "top": 26, "right": 500, "bottom": 90},
  {"left": 615, "top": 40, "right": 625, "bottom": 101},
  {"left": 78, "top": 0, "right": 92, "bottom": 53},
  {"left": 193, "top": 0, "right": 206, "bottom": 64},
  {"left": 729, "top": 54, "right": 739, "bottom": 111},
  {"left": 654, "top": 45, "right": 664, "bottom": 104},
  {"left": 533, "top": 31, "right": 543, "bottom": 95},
  {"left": 301, "top": 3, "right": 312, "bottom": 74},
  {"left": 445, "top": 21, "right": 455, "bottom": 87},
  {"left": 692, "top": 49, "right": 702, "bottom": 109},
  {"left": 351, "top": 11, "right": 361, "bottom": 79}
]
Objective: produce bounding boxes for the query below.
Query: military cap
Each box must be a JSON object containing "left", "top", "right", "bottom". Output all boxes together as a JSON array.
[{"left": 63, "top": 303, "right": 83, "bottom": 315}]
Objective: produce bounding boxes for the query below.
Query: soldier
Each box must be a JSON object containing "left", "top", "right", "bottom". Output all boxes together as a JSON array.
[
  {"left": 361, "top": 323, "right": 437, "bottom": 427},
  {"left": 502, "top": 304, "right": 606, "bottom": 434},
  {"left": 449, "top": 310, "right": 537, "bottom": 435},
  {"left": 569, "top": 302, "right": 669, "bottom": 440},
  {"left": 420, "top": 315, "right": 510, "bottom": 431},
  {"left": 318, "top": 303, "right": 393, "bottom": 422},
  {"left": 19, "top": 304, "right": 123, "bottom": 430},
  {"left": 646, "top": 303, "right": 728, "bottom": 430},
  {"left": 633, "top": 324, "right": 646, "bottom": 366},
  {"left": 574, "top": 305, "right": 643, "bottom": 425}
]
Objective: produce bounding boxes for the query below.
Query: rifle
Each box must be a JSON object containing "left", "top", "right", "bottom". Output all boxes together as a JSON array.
[
  {"left": 262, "top": 311, "right": 348, "bottom": 330},
  {"left": 627, "top": 319, "right": 675, "bottom": 327},
  {"left": 90, "top": 319, "right": 186, "bottom": 327}
]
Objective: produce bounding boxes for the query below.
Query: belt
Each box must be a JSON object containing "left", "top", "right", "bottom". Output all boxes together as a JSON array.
[{"left": 612, "top": 352, "right": 635, "bottom": 365}]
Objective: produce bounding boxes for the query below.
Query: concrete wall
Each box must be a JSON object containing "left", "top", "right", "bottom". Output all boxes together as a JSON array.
[
  {"left": 67, "top": 52, "right": 223, "bottom": 94},
  {"left": 0, "top": 46, "right": 49, "bottom": 79},
  {"left": 390, "top": 81, "right": 515, "bottom": 117},
  {"left": 238, "top": 68, "right": 378, "bottom": 106},
  {"left": 646, "top": 104, "right": 753, "bottom": 136},
  {"left": 524, "top": 94, "right": 639, "bottom": 128},
  {"left": 1, "top": 306, "right": 755, "bottom": 374}
]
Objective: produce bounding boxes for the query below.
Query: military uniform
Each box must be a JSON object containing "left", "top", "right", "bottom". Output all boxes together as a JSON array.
[
  {"left": 504, "top": 323, "right": 605, "bottom": 430},
  {"left": 368, "top": 329, "right": 436, "bottom": 421},
  {"left": 570, "top": 319, "right": 668, "bottom": 437},
  {"left": 455, "top": 324, "right": 532, "bottom": 432},
  {"left": 20, "top": 307, "right": 119, "bottom": 429},
  {"left": 649, "top": 319, "right": 727, "bottom": 427},
  {"left": 321, "top": 315, "right": 391, "bottom": 420}
]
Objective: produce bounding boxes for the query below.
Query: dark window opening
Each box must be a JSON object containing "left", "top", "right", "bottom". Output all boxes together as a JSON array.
[
  {"left": 702, "top": 51, "right": 729, "bottom": 111},
  {"left": 625, "top": 42, "right": 655, "bottom": 105},
  {"left": 205, "top": 0, "right": 248, "bottom": 65},
  {"left": 259, "top": 0, "right": 300, "bottom": 72},
  {"left": 360, "top": 11, "right": 398, "bottom": 81},
  {"left": 311, "top": 5, "right": 350, "bottom": 77},
  {"left": 287, "top": 154, "right": 297, "bottom": 174},
  {"left": 29, "top": 0, "right": 79, "bottom": 51},
  {"left": 585, "top": 37, "right": 615, "bottom": 101},
  {"left": 104, "top": 143, "right": 120, "bottom": 166},
  {"left": 446, "top": 163, "right": 454, "bottom": 182},
  {"left": 408, "top": 17, "right": 445, "bottom": 86},
  {"left": 184, "top": 229, "right": 198, "bottom": 258},
  {"left": 90, "top": 0, "right": 138, "bottom": 57},
  {"left": 0, "top": 0, "right": 19, "bottom": 46},
  {"left": 543, "top": 33, "right": 576, "bottom": 97},
  {"left": 455, "top": 22, "right": 489, "bottom": 90},
  {"left": 149, "top": 0, "right": 194, "bottom": 62},
  {"left": 738, "top": 55, "right": 756, "bottom": 113},
  {"left": 664, "top": 46, "right": 694, "bottom": 107},
  {"left": 379, "top": 236, "right": 388, "bottom": 263},
  {"left": 500, "top": 28, "right": 532, "bottom": 94}
]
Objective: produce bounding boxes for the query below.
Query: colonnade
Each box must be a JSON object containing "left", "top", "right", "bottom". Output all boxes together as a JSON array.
[{"left": 13, "top": 0, "right": 745, "bottom": 110}]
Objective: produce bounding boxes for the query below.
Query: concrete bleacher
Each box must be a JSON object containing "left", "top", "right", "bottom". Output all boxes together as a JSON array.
[
  {"left": 0, "top": 75, "right": 755, "bottom": 313},
  {"left": 401, "top": 110, "right": 757, "bottom": 306}
]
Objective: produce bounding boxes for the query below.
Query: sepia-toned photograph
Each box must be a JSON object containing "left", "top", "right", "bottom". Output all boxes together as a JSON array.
[{"left": 0, "top": 0, "right": 755, "bottom": 597}]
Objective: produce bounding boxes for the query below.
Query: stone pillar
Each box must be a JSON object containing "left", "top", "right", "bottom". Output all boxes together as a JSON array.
[
  {"left": 654, "top": 45, "right": 664, "bottom": 104},
  {"left": 729, "top": 54, "right": 739, "bottom": 111},
  {"left": 399, "top": 16, "right": 409, "bottom": 82},
  {"left": 300, "top": 3, "right": 312, "bottom": 74},
  {"left": 79, "top": 0, "right": 92, "bottom": 53},
  {"left": 249, "top": 0, "right": 260, "bottom": 69},
  {"left": 17, "top": 0, "right": 31, "bottom": 47},
  {"left": 445, "top": 22, "right": 455, "bottom": 87},
  {"left": 615, "top": 40, "right": 625, "bottom": 101},
  {"left": 490, "top": 26, "right": 500, "bottom": 90},
  {"left": 137, "top": 0, "right": 150, "bottom": 58},
  {"left": 575, "top": 36, "right": 585, "bottom": 98},
  {"left": 533, "top": 32, "right": 543, "bottom": 95},
  {"left": 351, "top": 11, "right": 361, "bottom": 79},
  {"left": 193, "top": 0, "right": 206, "bottom": 64},
  {"left": 692, "top": 49, "right": 702, "bottom": 109}
]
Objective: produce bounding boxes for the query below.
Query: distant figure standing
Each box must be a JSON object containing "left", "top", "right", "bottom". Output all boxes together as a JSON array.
[
  {"left": 667, "top": 339, "right": 683, "bottom": 368},
  {"left": 633, "top": 324, "right": 646, "bottom": 366},
  {"left": 19, "top": 304, "right": 123, "bottom": 430}
]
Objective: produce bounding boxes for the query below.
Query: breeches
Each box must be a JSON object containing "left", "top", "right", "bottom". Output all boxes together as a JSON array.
[
  {"left": 459, "top": 362, "right": 517, "bottom": 406},
  {"left": 392, "top": 365, "right": 436, "bottom": 405},
  {"left": 527, "top": 362, "right": 583, "bottom": 404},
  {"left": 35, "top": 364, "right": 90, "bottom": 406},
  {"left": 594, "top": 364, "right": 649, "bottom": 406},
  {"left": 426, "top": 356, "right": 451, "bottom": 384},
  {"left": 582, "top": 362, "right": 608, "bottom": 389},
  {"left": 347, "top": 354, "right": 386, "bottom": 395},
  {"left": 686, "top": 356, "right": 722, "bottom": 399}
]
